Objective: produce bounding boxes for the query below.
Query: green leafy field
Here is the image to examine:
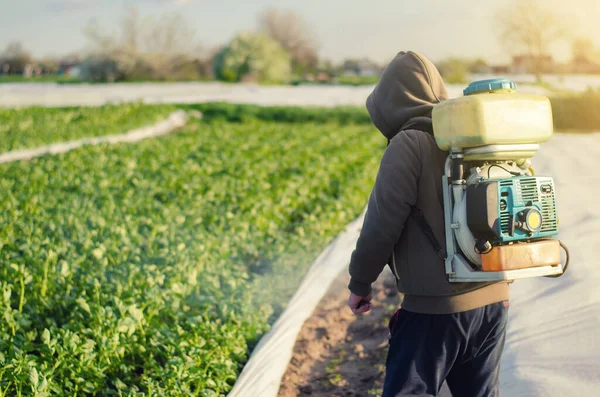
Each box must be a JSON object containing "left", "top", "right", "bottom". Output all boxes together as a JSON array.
[
  {"left": 0, "top": 76, "right": 80, "bottom": 84},
  {"left": 0, "top": 112, "right": 383, "bottom": 396},
  {"left": 0, "top": 103, "right": 175, "bottom": 154}
]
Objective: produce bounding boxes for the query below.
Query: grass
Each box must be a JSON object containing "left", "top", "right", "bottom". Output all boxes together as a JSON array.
[
  {"left": 549, "top": 89, "right": 600, "bottom": 132},
  {"left": 0, "top": 103, "right": 176, "bottom": 154},
  {"left": 0, "top": 112, "right": 384, "bottom": 396},
  {"left": 181, "top": 102, "right": 371, "bottom": 125},
  {"left": 334, "top": 75, "right": 380, "bottom": 86},
  {"left": 0, "top": 75, "right": 80, "bottom": 84}
]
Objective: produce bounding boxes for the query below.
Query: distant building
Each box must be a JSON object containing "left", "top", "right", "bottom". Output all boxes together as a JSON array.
[
  {"left": 58, "top": 57, "right": 81, "bottom": 77},
  {"left": 342, "top": 58, "right": 382, "bottom": 77},
  {"left": 510, "top": 54, "right": 554, "bottom": 74},
  {"left": 23, "top": 64, "right": 33, "bottom": 78},
  {"left": 315, "top": 72, "right": 332, "bottom": 83},
  {"left": 571, "top": 55, "right": 600, "bottom": 74},
  {"left": 491, "top": 65, "right": 510, "bottom": 74}
]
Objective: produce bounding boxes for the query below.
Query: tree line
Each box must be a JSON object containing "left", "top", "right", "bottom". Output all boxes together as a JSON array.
[
  {"left": 1, "top": 1, "right": 595, "bottom": 84},
  {"left": 1, "top": 7, "right": 329, "bottom": 84}
]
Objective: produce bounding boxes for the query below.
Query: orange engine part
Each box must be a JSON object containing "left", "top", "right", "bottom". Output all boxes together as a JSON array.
[{"left": 481, "top": 239, "right": 561, "bottom": 272}]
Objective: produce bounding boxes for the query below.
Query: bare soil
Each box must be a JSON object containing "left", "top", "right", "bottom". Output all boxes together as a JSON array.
[
  {"left": 277, "top": 269, "right": 400, "bottom": 397},
  {"left": 278, "top": 268, "right": 455, "bottom": 397}
]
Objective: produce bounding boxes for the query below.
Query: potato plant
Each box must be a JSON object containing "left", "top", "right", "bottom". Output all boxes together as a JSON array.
[
  {"left": 0, "top": 115, "right": 383, "bottom": 396},
  {"left": 0, "top": 103, "right": 176, "bottom": 154}
]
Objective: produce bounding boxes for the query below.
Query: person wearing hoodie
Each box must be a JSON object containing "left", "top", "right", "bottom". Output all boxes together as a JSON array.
[{"left": 347, "top": 51, "right": 510, "bottom": 397}]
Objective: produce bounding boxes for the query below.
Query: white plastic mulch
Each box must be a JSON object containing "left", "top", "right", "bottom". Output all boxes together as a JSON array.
[
  {"left": 498, "top": 133, "right": 600, "bottom": 396},
  {"left": 0, "top": 110, "right": 188, "bottom": 164},
  {"left": 0, "top": 82, "right": 551, "bottom": 109},
  {"left": 228, "top": 214, "right": 365, "bottom": 397}
]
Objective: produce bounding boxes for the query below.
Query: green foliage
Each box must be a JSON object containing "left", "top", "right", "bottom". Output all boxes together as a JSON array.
[
  {"left": 0, "top": 103, "right": 175, "bottom": 153},
  {"left": 335, "top": 75, "right": 380, "bottom": 86},
  {"left": 549, "top": 89, "right": 600, "bottom": 131},
  {"left": 213, "top": 32, "right": 292, "bottom": 84},
  {"left": 0, "top": 75, "right": 79, "bottom": 84},
  {"left": 436, "top": 58, "right": 470, "bottom": 84},
  {"left": 182, "top": 102, "right": 371, "bottom": 125},
  {"left": 0, "top": 114, "right": 384, "bottom": 395}
]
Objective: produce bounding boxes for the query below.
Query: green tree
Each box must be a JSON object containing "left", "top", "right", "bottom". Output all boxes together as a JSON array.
[
  {"left": 0, "top": 42, "right": 33, "bottom": 74},
  {"left": 214, "top": 32, "right": 292, "bottom": 84},
  {"left": 436, "top": 58, "right": 470, "bottom": 84},
  {"left": 258, "top": 7, "right": 319, "bottom": 76}
]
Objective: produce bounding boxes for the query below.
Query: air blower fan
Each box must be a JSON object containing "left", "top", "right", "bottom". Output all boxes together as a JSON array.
[{"left": 432, "top": 78, "right": 569, "bottom": 282}]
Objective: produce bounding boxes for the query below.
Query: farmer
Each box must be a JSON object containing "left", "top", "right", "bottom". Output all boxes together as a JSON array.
[{"left": 347, "top": 51, "right": 510, "bottom": 397}]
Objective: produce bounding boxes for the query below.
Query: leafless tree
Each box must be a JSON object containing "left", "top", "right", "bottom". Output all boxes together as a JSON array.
[
  {"left": 83, "top": 7, "right": 204, "bottom": 81},
  {"left": 258, "top": 7, "right": 319, "bottom": 74},
  {"left": 494, "top": 0, "right": 566, "bottom": 82}
]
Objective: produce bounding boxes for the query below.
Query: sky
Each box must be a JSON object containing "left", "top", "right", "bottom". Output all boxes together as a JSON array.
[{"left": 1, "top": 0, "right": 598, "bottom": 65}]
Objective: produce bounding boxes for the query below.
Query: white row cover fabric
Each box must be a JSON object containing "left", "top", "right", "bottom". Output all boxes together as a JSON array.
[
  {"left": 228, "top": 214, "right": 365, "bottom": 397},
  {"left": 498, "top": 133, "right": 600, "bottom": 396},
  {"left": 0, "top": 110, "right": 189, "bottom": 164},
  {"left": 0, "top": 82, "right": 553, "bottom": 109}
]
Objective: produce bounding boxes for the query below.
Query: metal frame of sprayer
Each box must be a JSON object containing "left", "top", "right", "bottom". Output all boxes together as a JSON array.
[{"left": 442, "top": 144, "right": 566, "bottom": 282}]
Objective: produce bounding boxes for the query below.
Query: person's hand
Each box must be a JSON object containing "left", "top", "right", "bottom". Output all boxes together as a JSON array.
[{"left": 348, "top": 292, "right": 373, "bottom": 315}]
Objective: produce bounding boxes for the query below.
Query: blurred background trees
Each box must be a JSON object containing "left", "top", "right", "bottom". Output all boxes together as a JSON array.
[
  {"left": 0, "top": 42, "right": 33, "bottom": 75},
  {"left": 258, "top": 8, "right": 319, "bottom": 78},
  {"left": 3, "top": 2, "right": 598, "bottom": 85},
  {"left": 213, "top": 32, "right": 291, "bottom": 84},
  {"left": 436, "top": 58, "right": 490, "bottom": 84},
  {"left": 81, "top": 7, "right": 209, "bottom": 82},
  {"left": 494, "top": 0, "right": 566, "bottom": 82}
]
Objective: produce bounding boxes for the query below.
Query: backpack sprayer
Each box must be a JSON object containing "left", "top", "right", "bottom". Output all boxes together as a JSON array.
[{"left": 432, "top": 78, "right": 569, "bottom": 282}]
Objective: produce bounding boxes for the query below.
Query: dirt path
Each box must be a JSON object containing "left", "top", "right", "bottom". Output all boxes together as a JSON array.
[
  {"left": 277, "top": 268, "right": 397, "bottom": 397},
  {"left": 277, "top": 268, "right": 453, "bottom": 397},
  {"left": 277, "top": 268, "right": 456, "bottom": 397}
]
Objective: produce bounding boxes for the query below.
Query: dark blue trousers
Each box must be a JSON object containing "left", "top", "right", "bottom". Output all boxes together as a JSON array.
[{"left": 382, "top": 301, "right": 509, "bottom": 397}]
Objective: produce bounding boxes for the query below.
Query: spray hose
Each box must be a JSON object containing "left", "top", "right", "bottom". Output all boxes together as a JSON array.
[{"left": 545, "top": 240, "right": 570, "bottom": 278}]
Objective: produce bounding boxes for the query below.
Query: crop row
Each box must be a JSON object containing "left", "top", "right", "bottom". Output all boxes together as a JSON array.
[
  {"left": 0, "top": 103, "right": 176, "bottom": 154},
  {"left": 0, "top": 116, "right": 383, "bottom": 396}
]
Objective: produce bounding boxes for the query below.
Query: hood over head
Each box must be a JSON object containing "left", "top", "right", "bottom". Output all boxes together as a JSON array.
[{"left": 366, "top": 51, "right": 448, "bottom": 140}]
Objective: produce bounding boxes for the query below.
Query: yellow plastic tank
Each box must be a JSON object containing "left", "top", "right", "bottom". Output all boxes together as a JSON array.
[{"left": 432, "top": 79, "right": 554, "bottom": 151}]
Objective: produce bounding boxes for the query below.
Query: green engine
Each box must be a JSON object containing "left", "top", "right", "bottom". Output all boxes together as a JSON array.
[{"left": 467, "top": 176, "right": 559, "bottom": 245}]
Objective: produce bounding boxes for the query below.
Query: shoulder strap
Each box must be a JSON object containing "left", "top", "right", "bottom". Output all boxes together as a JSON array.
[
  {"left": 409, "top": 207, "right": 447, "bottom": 260},
  {"left": 401, "top": 121, "right": 446, "bottom": 260}
]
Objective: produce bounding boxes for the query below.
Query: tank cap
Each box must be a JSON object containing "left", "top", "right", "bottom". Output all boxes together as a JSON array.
[{"left": 463, "top": 78, "right": 517, "bottom": 95}]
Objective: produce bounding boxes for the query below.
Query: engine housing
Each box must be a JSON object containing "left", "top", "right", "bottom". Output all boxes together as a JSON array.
[{"left": 466, "top": 176, "right": 559, "bottom": 244}]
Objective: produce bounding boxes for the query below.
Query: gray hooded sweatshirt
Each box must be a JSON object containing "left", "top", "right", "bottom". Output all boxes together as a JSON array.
[{"left": 348, "top": 51, "right": 509, "bottom": 314}]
